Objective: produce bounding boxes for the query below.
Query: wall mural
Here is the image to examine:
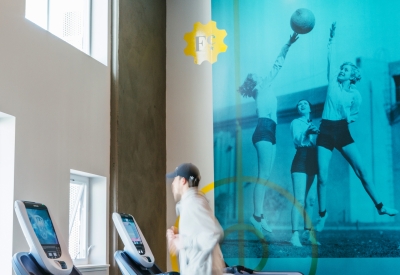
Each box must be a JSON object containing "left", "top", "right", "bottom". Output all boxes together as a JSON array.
[{"left": 212, "top": 0, "right": 400, "bottom": 273}]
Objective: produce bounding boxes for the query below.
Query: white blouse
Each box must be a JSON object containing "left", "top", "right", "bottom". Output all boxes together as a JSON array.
[
  {"left": 255, "top": 44, "right": 291, "bottom": 123},
  {"left": 322, "top": 39, "right": 362, "bottom": 123},
  {"left": 290, "top": 118, "right": 317, "bottom": 148}
]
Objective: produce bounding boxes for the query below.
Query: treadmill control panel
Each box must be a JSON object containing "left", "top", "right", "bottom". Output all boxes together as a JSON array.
[
  {"left": 43, "top": 245, "right": 62, "bottom": 258},
  {"left": 121, "top": 214, "right": 146, "bottom": 255},
  {"left": 24, "top": 201, "right": 62, "bottom": 259}
]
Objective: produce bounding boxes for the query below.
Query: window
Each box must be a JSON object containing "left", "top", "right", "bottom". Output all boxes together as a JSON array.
[
  {"left": 393, "top": 75, "right": 400, "bottom": 103},
  {"left": 69, "top": 170, "right": 108, "bottom": 272},
  {"left": 69, "top": 174, "right": 89, "bottom": 264},
  {"left": 389, "top": 75, "right": 400, "bottom": 124},
  {"left": 25, "top": 0, "right": 91, "bottom": 54}
]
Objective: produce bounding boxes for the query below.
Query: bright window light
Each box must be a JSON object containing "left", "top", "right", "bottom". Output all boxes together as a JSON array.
[
  {"left": 25, "top": 0, "right": 48, "bottom": 30},
  {"left": 69, "top": 174, "right": 89, "bottom": 264},
  {"left": 69, "top": 170, "right": 108, "bottom": 271},
  {"left": 25, "top": 0, "right": 91, "bottom": 54}
]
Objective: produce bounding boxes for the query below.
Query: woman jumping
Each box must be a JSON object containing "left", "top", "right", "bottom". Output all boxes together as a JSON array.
[
  {"left": 238, "top": 32, "right": 299, "bottom": 233},
  {"left": 315, "top": 23, "right": 398, "bottom": 232}
]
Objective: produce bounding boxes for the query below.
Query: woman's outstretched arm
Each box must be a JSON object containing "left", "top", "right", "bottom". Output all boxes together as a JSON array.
[
  {"left": 264, "top": 32, "right": 299, "bottom": 83},
  {"left": 327, "top": 22, "right": 336, "bottom": 81}
]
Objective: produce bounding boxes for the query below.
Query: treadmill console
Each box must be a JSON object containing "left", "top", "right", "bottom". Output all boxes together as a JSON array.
[
  {"left": 121, "top": 214, "right": 146, "bottom": 255},
  {"left": 25, "top": 202, "right": 62, "bottom": 259},
  {"left": 14, "top": 200, "right": 73, "bottom": 275},
  {"left": 112, "top": 212, "right": 155, "bottom": 268}
]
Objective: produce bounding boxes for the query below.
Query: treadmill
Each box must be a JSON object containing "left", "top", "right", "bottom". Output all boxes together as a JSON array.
[
  {"left": 13, "top": 200, "right": 82, "bottom": 275},
  {"left": 12, "top": 200, "right": 301, "bottom": 275},
  {"left": 112, "top": 212, "right": 303, "bottom": 275},
  {"left": 112, "top": 212, "right": 179, "bottom": 275}
]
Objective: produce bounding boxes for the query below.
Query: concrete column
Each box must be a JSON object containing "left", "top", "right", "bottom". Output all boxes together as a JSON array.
[{"left": 110, "top": 1, "right": 166, "bottom": 274}]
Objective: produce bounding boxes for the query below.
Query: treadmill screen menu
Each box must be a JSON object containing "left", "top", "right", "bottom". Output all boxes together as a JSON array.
[
  {"left": 122, "top": 215, "right": 145, "bottom": 254},
  {"left": 25, "top": 202, "right": 61, "bottom": 259}
]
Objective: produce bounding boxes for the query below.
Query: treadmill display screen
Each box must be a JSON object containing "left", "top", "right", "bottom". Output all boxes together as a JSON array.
[
  {"left": 121, "top": 215, "right": 145, "bottom": 254},
  {"left": 24, "top": 202, "right": 62, "bottom": 259}
]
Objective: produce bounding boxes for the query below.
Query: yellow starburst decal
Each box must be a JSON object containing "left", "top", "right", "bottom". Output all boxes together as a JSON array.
[{"left": 184, "top": 21, "right": 228, "bottom": 65}]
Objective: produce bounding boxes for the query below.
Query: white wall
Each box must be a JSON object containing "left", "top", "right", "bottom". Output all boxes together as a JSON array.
[
  {"left": 166, "top": 0, "right": 212, "bottom": 271},
  {"left": 0, "top": 114, "right": 16, "bottom": 275},
  {"left": 0, "top": 0, "right": 110, "bottom": 274}
]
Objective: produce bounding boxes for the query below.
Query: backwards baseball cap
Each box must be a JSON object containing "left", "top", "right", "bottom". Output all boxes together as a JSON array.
[{"left": 166, "top": 163, "right": 201, "bottom": 187}]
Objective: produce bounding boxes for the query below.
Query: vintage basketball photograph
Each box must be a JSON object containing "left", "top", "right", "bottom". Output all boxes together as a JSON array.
[{"left": 212, "top": 0, "right": 400, "bottom": 268}]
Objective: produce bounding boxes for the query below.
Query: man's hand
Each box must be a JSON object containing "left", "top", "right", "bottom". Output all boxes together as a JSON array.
[
  {"left": 166, "top": 226, "right": 178, "bottom": 240},
  {"left": 168, "top": 237, "right": 181, "bottom": 256},
  {"left": 166, "top": 226, "right": 181, "bottom": 256},
  {"left": 171, "top": 226, "right": 178, "bottom": 234}
]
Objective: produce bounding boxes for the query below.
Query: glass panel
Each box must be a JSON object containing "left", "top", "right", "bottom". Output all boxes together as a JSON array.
[
  {"left": 69, "top": 182, "right": 85, "bottom": 259},
  {"left": 48, "top": 0, "right": 88, "bottom": 51},
  {"left": 25, "top": 0, "right": 48, "bottom": 29}
]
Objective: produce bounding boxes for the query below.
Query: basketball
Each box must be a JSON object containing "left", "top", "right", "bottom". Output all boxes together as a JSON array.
[{"left": 290, "top": 8, "right": 315, "bottom": 34}]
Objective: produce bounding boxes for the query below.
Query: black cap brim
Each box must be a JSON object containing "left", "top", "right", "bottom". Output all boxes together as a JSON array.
[{"left": 166, "top": 171, "right": 176, "bottom": 179}]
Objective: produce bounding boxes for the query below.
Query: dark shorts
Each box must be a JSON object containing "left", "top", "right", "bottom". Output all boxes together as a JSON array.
[
  {"left": 316, "top": 119, "right": 354, "bottom": 151},
  {"left": 252, "top": 118, "right": 276, "bottom": 145},
  {"left": 291, "top": 147, "right": 318, "bottom": 175}
]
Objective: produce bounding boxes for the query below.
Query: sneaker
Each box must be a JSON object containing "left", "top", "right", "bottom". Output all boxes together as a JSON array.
[
  {"left": 260, "top": 218, "right": 272, "bottom": 233},
  {"left": 378, "top": 206, "right": 398, "bottom": 216},
  {"left": 302, "top": 230, "right": 321, "bottom": 246},
  {"left": 315, "top": 212, "right": 328, "bottom": 232},
  {"left": 290, "top": 231, "right": 302, "bottom": 247},
  {"left": 250, "top": 216, "right": 263, "bottom": 234}
]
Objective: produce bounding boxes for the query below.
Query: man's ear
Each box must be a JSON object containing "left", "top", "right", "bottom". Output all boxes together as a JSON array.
[{"left": 180, "top": 177, "right": 188, "bottom": 186}]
